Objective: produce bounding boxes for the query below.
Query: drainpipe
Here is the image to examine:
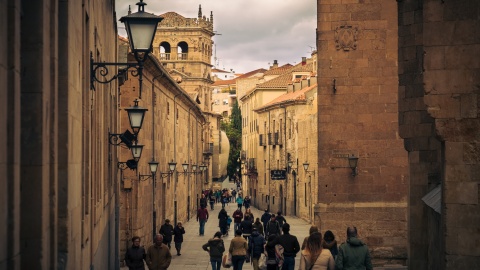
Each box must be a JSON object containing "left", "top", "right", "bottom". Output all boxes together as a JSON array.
[
  {"left": 151, "top": 73, "right": 162, "bottom": 241},
  {"left": 173, "top": 93, "right": 181, "bottom": 226},
  {"left": 187, "top": 107, "right": 193, "bottom": 221}
]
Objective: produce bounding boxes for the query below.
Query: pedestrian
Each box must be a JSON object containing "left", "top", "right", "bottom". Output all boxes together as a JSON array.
[
  {"left": 301, "top": 225, "right": 319, "bottom": 250},
  {"left": 229, "top": 230, "right": 248, "bottom": 270},
  {"left": 173, "top": 222, "right": 185, "bottom": 256},
  {"left": 335, "top": 226, "right": 373, "bottom": 270},
  {"left": 200, "top": 194, "right": 208, "bottom": 209},
  {"left": 243, "top": 196, "right": 251, "bottom": 209},
  {"left": 232, "top": 189, "right": 237, "bottom": 200},
  {"left": 299, "top": 232, "right": 335, "bottom": 270},
  {"left": 203, "top": 231, "right": 226, "bottom": 270},
  {"left": 197, "top": 206, "right": 209, "bottom": 236},
  {"left": 322, "top": 230, "right": 338, "bottom": 259},
  {"left": 159, "top": 219, "right": 174, "bottom": 249},
  {"left": 261, "top": 209, "right": 271, "bottom": 234},
  {"left": 272, "top": 223, "right": 300, "bottom": 270},
  {"left": 227, "top": 215, "right": 233, "bottom": 233},
  {"left": 248, "top": 228, "right": 266, "bottom": 270},
  {"left": 265, "top": 234, "right": 279, "bottom": 270},
  {"left": 146, "top": 234, "right": 172, "bottom": 270},
  {"left": 124, "top": 236, "right": 146, "bottom": 270},
  {"left": 252, "top": 217, "right": 264, "bottom": 236},
  {"left": 236, "top": 196, "right": 244, "bottom": 211},
  {"left": 265, "top": 215, "right": 281, "bottom": 237},
  {"left": 232, "top": 207, "right": 244, "bottom": 233},
  {"left": 210, "top": 193, "right": 216, "bottom": 210},
  {"left": 245, "top": 208, "right": 254, "bottom": 221},
  {"left": 240, "top": 214, "right": 253, "bottom": 240},
  {"left": 275, "top": 211, "right": 287, "bottom": 228},
  {"left": 218, "top": 207, "right": 229, "bottom": 236}
]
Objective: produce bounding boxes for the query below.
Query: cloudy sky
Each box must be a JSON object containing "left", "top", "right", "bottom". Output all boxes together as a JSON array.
[{"left": 116, "top": 0, "right": 317, "bottom": 73}]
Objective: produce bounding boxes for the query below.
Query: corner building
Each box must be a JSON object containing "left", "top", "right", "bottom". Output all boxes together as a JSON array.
[{"left": 316, "top": 0, "right": 409, "bottom": 265}]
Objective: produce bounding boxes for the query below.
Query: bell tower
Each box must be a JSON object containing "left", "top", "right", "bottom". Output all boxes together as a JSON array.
[{"left": 152, "top": 5, "right": 215, "bottom": 112}]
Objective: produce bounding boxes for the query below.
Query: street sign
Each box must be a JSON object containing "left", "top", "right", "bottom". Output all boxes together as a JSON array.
[{"left": 271, "top": 170, "right": 286, "bottom": 180}]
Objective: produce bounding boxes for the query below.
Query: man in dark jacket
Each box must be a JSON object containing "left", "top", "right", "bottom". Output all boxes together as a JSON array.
[
  {"left": 261, "top": 209, "right": 271, "bottom": 234},
  {"left": 240, "top": 215, "right": 253, "bottom": 240},
  {"left": 335, "top": 226, "right": 373, "bottom": 270},
  {"left": 202, "top": 231, "right": 226, "bottom": 270},
  {"left": 232, "top": 207, "right": 244, "bottom": 232},
  {"left": 197, "top": 207, "right": 209, "bottom": 236},
  {"left": 266, "top": 215, "right": 281, "bottom": 237},
  {"left": 200, "top": 194, "right": 207, "bottom": 209},
  {"left": 159, "top": 219, "right": 174, "bottom": 249},
  {"left": 273, "top": 223, "right": 300, "bottom": 270},
  {"left": 275, "top": 211, "right": 287, "bottom": 228},
  {"left": 173, "top": 222, "right": 185, "bottom": 256},
  {"left": 125, "top": 236, "right": 146, "bottom": 270},
  {"left": 248, "top": 228, "right": 266, "bottom": 270}
]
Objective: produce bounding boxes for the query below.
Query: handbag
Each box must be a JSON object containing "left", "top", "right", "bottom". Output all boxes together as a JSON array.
[
  {"left": 222, "top": 253, "right": 232, "bottom": 268},
  {"left": 258, "top": 252, "right": 267, "bottom": 270}
]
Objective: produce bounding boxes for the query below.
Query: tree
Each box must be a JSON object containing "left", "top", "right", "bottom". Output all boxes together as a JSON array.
[{"left": 221, "top": 100, "right": 242, "bottom": 180}]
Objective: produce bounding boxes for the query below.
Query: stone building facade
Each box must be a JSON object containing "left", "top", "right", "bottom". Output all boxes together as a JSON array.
[
  {"left": 1, "top": 0, "right": 119, "bottom": 269},
  {"left": 118, "top": 53, "right": 206, "bottom": 259},
  {"left": 239, "top": 57, "right": 318, "bottom": 223},
  {"left": 398, "top": 1, "right": 480, "bottom": 269},
  {"left": 316, "top": 0, "right": 409, "bottom": 266}
]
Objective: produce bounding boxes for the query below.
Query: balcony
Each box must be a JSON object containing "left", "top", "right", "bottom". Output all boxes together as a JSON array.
[
  {"left": 274, "top": 132, "right": 282, "bottom": 146},
  {"left": 259, "top": 134, "right": 266, "bottom": 146},
  {"left": 177, "top": 53, "right": 188, "bottom": 60},
  {"left": 160, "top": 53, "right": 170, "bottom": 60},
  {"left": 203, "top": 142, "right": 213, "bottom": 156}
]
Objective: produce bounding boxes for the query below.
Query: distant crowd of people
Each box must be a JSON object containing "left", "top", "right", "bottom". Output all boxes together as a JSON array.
[{"left": 124, "top": 185, "right": 373, "bottom": 270}]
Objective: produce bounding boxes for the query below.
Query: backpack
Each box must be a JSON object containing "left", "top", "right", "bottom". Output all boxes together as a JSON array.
[{"left": 274, "top": 244, "right": 284, "bottom": 267}]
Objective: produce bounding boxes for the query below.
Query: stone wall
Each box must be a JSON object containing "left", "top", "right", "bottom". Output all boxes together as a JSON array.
[
  {"left": 398, "top": 0, "right": 480, "bottom": 269},
  {"left": 316, "top": 0, "right": 408, "bottom": 265}
]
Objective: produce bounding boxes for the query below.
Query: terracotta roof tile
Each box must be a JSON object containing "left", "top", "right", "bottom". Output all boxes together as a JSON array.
[
  {"left": 264, "top": 64, "right": 293, "bottom": 76},
  {"left": 212, "top": 79, "right": 236, "bottom": 86},
  {"left": 257, "top": 73, "right": 292, "bottom": 89},
  {"left": 254, "top": 83, "right": 317, "bottom": 111}
]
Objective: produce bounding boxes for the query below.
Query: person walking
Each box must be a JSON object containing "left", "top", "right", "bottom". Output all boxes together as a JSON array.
[
  {"left": 252, "top": 218, "right": 264, "bottom": 236},
  {"left": 322, "top": 230, "right": 338, "bottom": 259},
  {"left": 335, "top": 226, "right": 373, "bottom": 270},
  {"left": 299, "top": 232, "right": 335, "bottom": 270},
  {"left": 159, "top": 219, "right": 174, "bottom": 249},
  {"left": 203, "top": 231, "right": 226, "bottom": 270},
  {"left": 124, "top": 236, "right": 146, "bottom": 270},
  {"left": 232, "top": 207, "right": 244, "bottom": 233},
  {"left": 272, "top": 223, "right": 300, "bottom": 270},
  {"left": 240, "top": 215, "right": 253, "bottom": 240},
  {"left": 275, "top": 211, "right": 287, "bottom": 228},
  {"left": 236, "top": 195, "right": 244, "bottom": 211},
  {"left": 261, "top": 209, "right": 271, "bottom": 234},
  {"left": 265, "top": 215, "right": 281, "bottom": 237},
  {"left": 218, "top": 207, "right": 229, "bottom": 236},
  {"left": 200, "top": 194, "right": 208, "bottom": 209},
  {"left": 173, "top": 222, "right": 185, "bottom": 256},
  {"left": 197, "top": 206, "right": 209, "bottom": 236},
  {"left": 245, "top": 208, "right": 254, "bottom": 221},
  {"left": 229, "top": 230, "right": 248, "bottom": 270},
  {"left": 302, "top": 225, "right": 319, "bottom": 250},
  {"left": 248, "top": 228, "right": 266, "bottom": 270},
  {"left": 265, "top": 234, "right": 279, "bottom": 270},
  {"left": 210, "top": 193, "right": 216, "bottom": 210},
  {"left": 146, "top": 234, "right": 172, "bottom": 270},
  {"left": 243, "top": 196, "right": 251, "bottom": 209}
]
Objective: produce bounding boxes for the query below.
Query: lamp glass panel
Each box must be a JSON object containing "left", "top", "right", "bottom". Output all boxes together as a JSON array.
[
  {"left": 182, "top": 162, "right": 189, "bottom": 172},
  {"left": 169, "top": 162, "right": 177, "bottom": 172},
  {"left": 131, "top": 144, "right": 144, "bottom": 161},
  {"left": 127, "top": 21, "right": 158, "bottom": 51},
  {"left": 127, "top": 109, "right": 146, "bottom": 132},
  {"left": 149, "top": 161, "right": 159, "bottom": 174},
  {"left": 303, "top": 162, "right": 309, "bottom": 171},
  {"left": 192, "top": 164, "right": 197, "bottom": 172},
  {"left": 348, "top": 156, "right": 358, "bottom": 168}
]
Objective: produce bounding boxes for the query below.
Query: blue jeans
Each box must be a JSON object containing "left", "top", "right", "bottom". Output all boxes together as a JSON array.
[
  {"left": 232, "top": 255, "right": 245, "bottom": 270},
  {"left": 199, "top": 220, "right": 206, "bottom": 235},
  {"left": 210, "top": 258, "right": 222, "bottom": 270},
  {"left": 282, "top": 256, "right": 295, "bottom": 270}
]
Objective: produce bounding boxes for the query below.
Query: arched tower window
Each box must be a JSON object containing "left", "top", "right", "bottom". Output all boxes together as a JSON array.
[
  {"left": 160, "top": 42, "right": 171, "bottom": 60},
  {"left": 177, "top": 42, "right": 188, "bottom": 60}
]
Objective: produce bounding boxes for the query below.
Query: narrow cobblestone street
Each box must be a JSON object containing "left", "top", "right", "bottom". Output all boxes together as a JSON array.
[{"left": 121, "top": 196, "right": 312, "bottom": 270}]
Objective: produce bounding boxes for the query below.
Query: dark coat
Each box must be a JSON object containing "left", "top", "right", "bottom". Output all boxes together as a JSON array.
[
  {"left": 248, "top": 231, "right": 266, "bottom": 258},
  {"left": 233, "top": 210, "right": 244, "bottom": 223},
  {"left": 266, "top": 220, "right": 281, "bottom": 236},
  {"left": 159, "top": 223, "right": 174, "bottom": 242},
  {"left": 125, "top": 245, "right": 146, "bottom": 270},
  {"left": 261, "top": 212, "right": 271, "bottom": 225},
  {"left": 218, "top": 209, "right": 228, "bottom": 227},
  {"left": 202, "top": 238, "right": 226, "bottom": 259},
  {"left": 173, "top": 225, "right": 185, "bottom": 243},
  {"left": 240, "top": 219, "right": 253, "bottom": 235}
]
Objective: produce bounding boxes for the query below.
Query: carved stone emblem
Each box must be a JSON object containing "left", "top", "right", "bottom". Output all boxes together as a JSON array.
[{"left": 335, "top": 25, "right": 358, "bottom": 51}]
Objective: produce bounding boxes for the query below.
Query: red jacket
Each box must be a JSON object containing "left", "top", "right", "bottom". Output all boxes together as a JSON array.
[
  {"left": 233, "top": 210, "right": 243, "bottom": 223},
  {"left": 197, "top": 208, "right": 209, "bottom": 221}
]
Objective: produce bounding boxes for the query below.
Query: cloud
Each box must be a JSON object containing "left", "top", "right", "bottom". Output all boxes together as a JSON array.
[{"left": 116, "top": 0, "right": 316, "bottom": 73}]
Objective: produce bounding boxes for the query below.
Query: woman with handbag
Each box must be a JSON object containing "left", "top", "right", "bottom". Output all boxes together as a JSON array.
[
  {"left": 299, "top": 232, "right": 335, "bottom": 270},
  {"left": 203, "top": 231, "right": 226, "bottom": 270},
  {"left": 229, "top": 230, "right": 248, "bottom": 270}
]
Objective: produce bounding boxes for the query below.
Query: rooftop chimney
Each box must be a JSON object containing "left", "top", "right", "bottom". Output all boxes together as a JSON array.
[
  {"left": 272, "top": 60, "right": 278, "bottom": 69},
  {"left": 302, "top": 57, "right": 307, "bottom": 66}
]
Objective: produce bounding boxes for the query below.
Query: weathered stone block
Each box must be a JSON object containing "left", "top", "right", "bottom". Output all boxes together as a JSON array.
[{"left": 444, "top": 181, "right": 478, "bottom": 204}]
